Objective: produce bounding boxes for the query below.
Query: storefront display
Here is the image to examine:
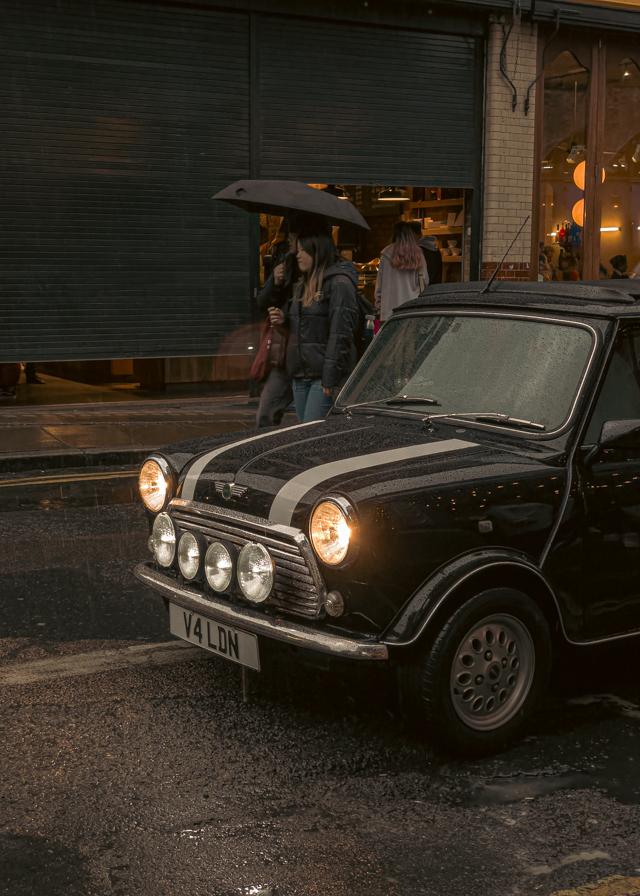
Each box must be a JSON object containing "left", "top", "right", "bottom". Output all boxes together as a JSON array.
[
  {"left": 536, "top": 29, "right": 640, "bottom": 283},
  {"left": 599, "top": 45, "right": 640, "bottom": 279},
  {"left": 256, "top": 186, "right": 473, "bottom": 310}
]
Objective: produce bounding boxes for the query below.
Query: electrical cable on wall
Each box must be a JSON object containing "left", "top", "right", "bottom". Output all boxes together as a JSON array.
[
  {"left": 523, "top": 10, "right": 561, "bottom": 115},
  {"left": 499, "top": 0, "right": 521, "bottom": 112}
]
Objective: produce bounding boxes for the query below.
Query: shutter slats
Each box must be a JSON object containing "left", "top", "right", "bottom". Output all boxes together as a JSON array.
[
  {"left": 0, "top": 1, "right": 251, "bottom": 363},
  {"left": 257, "top": 17, "right": 479, "bottom": 188}
]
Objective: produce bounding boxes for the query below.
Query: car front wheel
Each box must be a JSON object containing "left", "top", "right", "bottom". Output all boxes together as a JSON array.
[{"left": 414, "top": 588, "right": 552, "bottom": 756}]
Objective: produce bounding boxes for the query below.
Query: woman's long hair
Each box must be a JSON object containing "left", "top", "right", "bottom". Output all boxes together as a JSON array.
[
  {"left": 298, "top": 231, "right": 338, "bottom": 306},
  {"left": 389, "top": 221, "right": 423, "bottom": 271}
]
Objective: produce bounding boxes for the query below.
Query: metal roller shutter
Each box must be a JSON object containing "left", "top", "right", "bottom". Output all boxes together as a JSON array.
[
  {"left": 0, "top": 1, "right": 250, "bottom": 363},
  {"left": 257, "top": 15, "right": 481, "bottom": 187}
]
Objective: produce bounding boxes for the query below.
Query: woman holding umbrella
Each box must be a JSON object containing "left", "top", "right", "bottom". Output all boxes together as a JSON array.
[
  {"left": 213, "top": 180, "right": 369, "bottom": 421},
  {"left": 268, "top": 224, "right": 360, "bottom": 422}
]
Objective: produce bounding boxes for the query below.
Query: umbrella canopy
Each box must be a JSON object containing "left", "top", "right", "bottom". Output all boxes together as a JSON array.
[{"left": 212, "top": 179, "right": 370, "bottom": 230}]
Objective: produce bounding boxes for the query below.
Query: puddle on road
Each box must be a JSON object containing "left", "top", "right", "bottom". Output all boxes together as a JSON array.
[
  {"left": 445, "top": 691, "right": 640, "bottom": 808},
  {"left": 451, "top": 755, "right": 640, "bottom": 807},
  {"left": 466, "top": 771, "right": 594, "bottom": 804},
  {"left": 235, "top": 887, "right": 277, "bottom": 896}
]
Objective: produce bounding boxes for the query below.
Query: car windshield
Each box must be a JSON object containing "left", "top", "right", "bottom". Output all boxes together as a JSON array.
[{"left": 337, "top": 313, "right": 595, "bottom": 432}]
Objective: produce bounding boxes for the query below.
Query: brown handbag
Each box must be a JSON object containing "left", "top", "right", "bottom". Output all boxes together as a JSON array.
[{"left": 268, "top": 324, "right": 288, "bottom": 369}]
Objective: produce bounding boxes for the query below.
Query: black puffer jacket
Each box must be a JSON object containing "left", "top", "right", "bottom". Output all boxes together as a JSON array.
[{"left": 286, "top": 261, "right": 359, "bottom": 389}]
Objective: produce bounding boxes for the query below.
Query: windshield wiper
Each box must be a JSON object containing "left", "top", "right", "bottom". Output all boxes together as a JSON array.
[
  {"left": 339, "top": 395, "right": 440, "bottom": 412},
  {"left": 423, "top": 412, "right": 546, "bottom": 431},
  {"left": 385, "top": 395, "right": 441, "bottom": 407}
]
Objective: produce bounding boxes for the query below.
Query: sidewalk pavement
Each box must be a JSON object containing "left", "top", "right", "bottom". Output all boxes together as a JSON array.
[{"left": 0, "top": 394, "right": 273, "bottom": 475}]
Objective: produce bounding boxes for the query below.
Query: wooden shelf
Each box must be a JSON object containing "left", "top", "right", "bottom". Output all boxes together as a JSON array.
[
  {"left": 409, "top": 198, "right": 464, "bottom": 209},
  {"left": 422, "top": 225, "right": 463, "bottom": 235},
  {"left": 442, "top": 256, "right": 463, "bottom": 263}
]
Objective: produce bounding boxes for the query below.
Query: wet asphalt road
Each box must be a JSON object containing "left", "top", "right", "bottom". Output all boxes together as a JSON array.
[{"left": 2, "top": 471, "right": 640, "bottom": 896}]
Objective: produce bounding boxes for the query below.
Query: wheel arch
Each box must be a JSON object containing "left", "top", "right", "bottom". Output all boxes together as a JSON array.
[{"left": 383, "top": 552, "right": 565, "bottom": 655}]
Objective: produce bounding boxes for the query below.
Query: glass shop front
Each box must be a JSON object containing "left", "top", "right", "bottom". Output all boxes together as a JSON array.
[{"left": 537, "top": 29, "right": 640, "bottom": 283}]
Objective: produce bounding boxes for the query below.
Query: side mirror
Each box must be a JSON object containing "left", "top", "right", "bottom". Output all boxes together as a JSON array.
[
  {"left": 599, "top": 419, "right": 640, "bottom": 450},
  {"left": 583, "top": 419, "right": 640, "bottom": 465}
]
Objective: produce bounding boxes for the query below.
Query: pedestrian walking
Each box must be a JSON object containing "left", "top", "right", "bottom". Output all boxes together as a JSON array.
[
  {"left": 254, "top": 229, "right": 298, "bottom": 428},
  {"left": 375, "top": 221, "right": 429, "bottom": 322},
  {"left": 269, "top": 226, "right": 359, "bottom": 423},
  {"left": 417, "top": 234, "right": 443, "bottom": 286}
]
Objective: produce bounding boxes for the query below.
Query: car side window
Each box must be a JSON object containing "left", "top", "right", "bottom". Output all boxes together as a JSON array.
[{"left": 584, "top": 323, "right": 640, "bottom": 444}]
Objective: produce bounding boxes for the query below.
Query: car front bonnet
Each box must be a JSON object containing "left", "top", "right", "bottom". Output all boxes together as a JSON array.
[{"left": 176, "top": 416, "right": 488, "bottom": 526}]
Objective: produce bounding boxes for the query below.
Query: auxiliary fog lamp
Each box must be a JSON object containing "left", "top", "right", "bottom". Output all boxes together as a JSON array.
[{"left": 149, "top": 512, "right": 176, "bottom": 568}]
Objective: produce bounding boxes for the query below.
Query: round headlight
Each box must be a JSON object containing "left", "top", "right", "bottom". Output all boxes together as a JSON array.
[
  {"left": 310, "top": 500, "right": 352, "bottom": 565},
  {"left": 139, "top": 458, "right": 172, "bottom": 512},
  {"left": 205, "top": 542, "right": 233, "bottom": 592},
  {"left": 150, "top": 512, "right": 176, "bottom": 568},
  {"left": 237, "top": 543, "right": 274, "bottom": 603},
  {"left": 178, "top": 531, "right": 202, "bottom": 580}
]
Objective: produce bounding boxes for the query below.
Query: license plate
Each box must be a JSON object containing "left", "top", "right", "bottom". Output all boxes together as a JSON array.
[{"left": 169, "top": 603, "right": 260, "bottom": 671}]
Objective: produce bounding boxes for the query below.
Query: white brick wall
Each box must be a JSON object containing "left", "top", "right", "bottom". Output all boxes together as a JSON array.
[{"left": 482, "top": 18, "right": 538, "bottom": 268}]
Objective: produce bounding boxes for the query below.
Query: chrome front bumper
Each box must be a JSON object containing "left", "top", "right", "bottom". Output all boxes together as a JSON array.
[{"left": 134, "top": 562, "right": 389, "bottom": 662}]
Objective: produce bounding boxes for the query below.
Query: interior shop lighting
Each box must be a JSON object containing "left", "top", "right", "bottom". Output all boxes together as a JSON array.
[
  {"left": 600, "top": 226, "right": 622, "bottom": 233},
  {"left": 542, "top": 161, "right": 553, "bottom": 170},
  {"left": 324, "top": 184, "right": 352, "bottom": 201},
  {"left": 573, "top": 162, "right": 606, "bottom": 191},
  {"left": 632, "top": 145, "right": 640, "bottom": 164},
  {"left": 378, "top": 187, "right": 409, "bottom": 202}
]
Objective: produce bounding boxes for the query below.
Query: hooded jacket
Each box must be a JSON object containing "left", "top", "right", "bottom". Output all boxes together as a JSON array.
[
  {"left": 418, "top": 236, "right": 443, "bottom": 286},
  {"left": 285, "top": 260, "right": 359, "bottom": 389}
]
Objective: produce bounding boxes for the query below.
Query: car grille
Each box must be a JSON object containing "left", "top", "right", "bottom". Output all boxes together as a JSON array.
[{"left": 170, "top": 505, "right": 324, "bottom": 619}]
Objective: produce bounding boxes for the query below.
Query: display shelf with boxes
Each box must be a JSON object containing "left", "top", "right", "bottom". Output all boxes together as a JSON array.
[{"left": 404, "top": 188, "right": 466, "bottom": 282}]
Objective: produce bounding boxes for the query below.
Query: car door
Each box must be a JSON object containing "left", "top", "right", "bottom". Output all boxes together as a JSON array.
[{"left": 577, "top": 320, "right": 640, "bottom": 639}]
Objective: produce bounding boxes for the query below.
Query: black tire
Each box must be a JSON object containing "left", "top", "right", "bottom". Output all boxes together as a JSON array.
[{"left": 411, "top": 588, "right": 552, "bottom": 756}]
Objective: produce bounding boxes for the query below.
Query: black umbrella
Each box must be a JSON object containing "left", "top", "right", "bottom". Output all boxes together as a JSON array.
[{"left": 212, "top": 179, "right": 370, "bottom": 230}]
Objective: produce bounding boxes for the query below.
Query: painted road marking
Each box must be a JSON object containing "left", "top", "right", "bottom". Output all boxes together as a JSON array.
[
  {"left": 0, "top": 469, "right": 137, "bottom": 489},
  {"left": 552, "top": 876, "right": 640, "bottom": 896},
  {"left": 0, "top": 640, "right": 206, "bottom": 686}
]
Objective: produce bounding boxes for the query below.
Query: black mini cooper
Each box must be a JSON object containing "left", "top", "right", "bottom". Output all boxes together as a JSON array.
[{"left": 134, "top": 280, "right": 640, "bottom": 755}]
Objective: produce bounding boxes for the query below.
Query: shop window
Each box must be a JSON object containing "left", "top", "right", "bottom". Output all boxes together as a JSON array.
[
  {"left": 258, "top": 185, "right": 472, "bottom": 310},
  {"left": 598, "top": 52, "right": 640, "bottom": 280},
  {"left": 538, "top": 47, "right": 591, "bottom": 282}
]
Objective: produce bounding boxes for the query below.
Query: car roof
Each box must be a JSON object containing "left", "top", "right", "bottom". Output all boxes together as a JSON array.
[{"left": 401, "top": 280, "right": 640, "bottom": 319}]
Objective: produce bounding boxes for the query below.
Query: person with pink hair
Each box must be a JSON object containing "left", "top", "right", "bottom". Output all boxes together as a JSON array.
[{"left": 374, "top": 221, "right": 429, "bottom": 322}]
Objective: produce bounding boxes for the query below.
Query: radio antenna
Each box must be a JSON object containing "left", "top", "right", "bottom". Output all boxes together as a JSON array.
[{"left": 481, "top": 215, "right": 531, "bottom": 294}]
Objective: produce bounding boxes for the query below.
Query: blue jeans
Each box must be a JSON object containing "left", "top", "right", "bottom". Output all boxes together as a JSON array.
[{"left": 292, "top": 378, "right": 333, "bottom": 422}]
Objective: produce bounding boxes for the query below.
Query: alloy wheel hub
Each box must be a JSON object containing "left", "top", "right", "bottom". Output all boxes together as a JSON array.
[{"left": 450, "top": 613, "right": 535, "bottom": 731}]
